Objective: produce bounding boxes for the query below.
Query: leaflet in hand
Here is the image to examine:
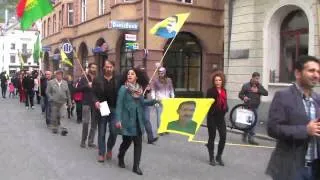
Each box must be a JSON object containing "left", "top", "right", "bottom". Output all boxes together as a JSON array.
[{"left": 100, "top": 101, "right": 110, "bottom": 116}]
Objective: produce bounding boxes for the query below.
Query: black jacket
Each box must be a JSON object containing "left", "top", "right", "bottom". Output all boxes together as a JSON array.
[
  {"left": 92, "top": 74, "right": 121, "bottom": 108},
  {"left": 238, "top": 81, "right": 268, "bottom": 109},
  {"left": 22, "top": 76, "right": 35, "bottom": 91},
  {"left": 40, "top": 77, "right": 49, "bottom": 97},
  {"left": 75, "top": 75, "right": 94, "bottom": 105},
  {"left": 206, "top": 87, "right": 228, "bottom": 117}
]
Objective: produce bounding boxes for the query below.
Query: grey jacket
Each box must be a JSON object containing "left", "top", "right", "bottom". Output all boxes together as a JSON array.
[
  {"left": 238, "top": 81, "right": 268, "bottom": 109},
  {"left": 266, "top": 85, "right": 320, "bottom": 180},
  {"left": 46, "top": 78, "right": 71, "bottom": 105}
]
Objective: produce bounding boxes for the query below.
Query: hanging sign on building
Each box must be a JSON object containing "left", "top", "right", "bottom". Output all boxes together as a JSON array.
[
  {"left": 125, "top": 34, "right": 137, "bottom": 41},
  {"left": 110, "top": 20, "right": 139, "bottom": 31},
  {"left": 126, "top": 42, "right": 139, "bottom": 50},
  {"left": 62, "top": 43, "right": 73, "bottom": 54}
]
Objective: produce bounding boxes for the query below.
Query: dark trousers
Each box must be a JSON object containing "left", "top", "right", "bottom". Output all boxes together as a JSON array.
[
  {"left": 25, "top": 90, "right": 34, "bottom": 107},
  {"left": 44, "top": 96, "right": 51, "bottom": 125},
  {"left": 35, "top": 91, "right": 41, "bottom": 104},
  {"left": 207, "top": 115, "right": 227, "bottom": 158},
  {"left": 98, "top": 111, "right": 117, "bottom": 155},
  {"left": 1, "top": 86, "right": 6, "bottom": 98},
  {"left": 118, "top": 135, "right": 142, "bottom": 168},
  {"left": 75, "top": 101, "right": 83, "bottom": 122}
]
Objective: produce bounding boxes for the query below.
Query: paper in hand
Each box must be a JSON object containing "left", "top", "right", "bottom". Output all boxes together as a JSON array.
[{"left": 100, "top": 101, "right": 111, "bottom": 117}]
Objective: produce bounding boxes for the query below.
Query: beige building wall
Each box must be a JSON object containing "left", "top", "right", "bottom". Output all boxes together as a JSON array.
[{"left": 224, "top": 0, "right": 320, "bottom": 101}]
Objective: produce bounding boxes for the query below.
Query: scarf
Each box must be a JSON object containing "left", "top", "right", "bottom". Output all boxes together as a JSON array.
[
  {"left": 216, "top": 88, "right": 227, "bottom": 111},
  {"left": 125, "top": 81, "right": 143, "bottom": 99}
]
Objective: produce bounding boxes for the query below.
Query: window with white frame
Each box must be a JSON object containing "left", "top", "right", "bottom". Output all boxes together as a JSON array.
[
  {"left": 67, "top": 3, "right": 74, "bottom": 26},
  {"left": 81, "top": 0, "right": 87, "bottom": 22},
  {"left": 98, "top": 0, "right": 105, "bottom": 15},
  {"left": 10, "top": 55, "right": 15, "bottom": 63},
  {"left": 177, "top": 0, "right": 192, "bottom": 4},
  {"left": 10, "top": 43, "right": 15, "bottom": 50}
]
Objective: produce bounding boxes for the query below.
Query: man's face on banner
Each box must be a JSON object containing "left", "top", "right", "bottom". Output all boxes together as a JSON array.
[
  {"left": 166, "top": 16, "right": 178, "bottom": 33},
  {"left": 177, "top": 103, "right": 196, "bottom": 123}
]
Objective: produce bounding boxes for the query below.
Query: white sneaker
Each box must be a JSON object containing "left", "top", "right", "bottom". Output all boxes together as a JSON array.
[
  {"left": 26, "top": 107, "right": 29, "bottom": 110},
  {"left": 31, "top": 106, "right": 34, "bottom": 109}
]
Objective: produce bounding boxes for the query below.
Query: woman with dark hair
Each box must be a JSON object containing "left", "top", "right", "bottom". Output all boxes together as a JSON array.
[
  {"left": 115, "top": 68, "right": 158, "bottom": 175},
  {"left": 205, "top": 71, "right": 228, "bottom": 166}
]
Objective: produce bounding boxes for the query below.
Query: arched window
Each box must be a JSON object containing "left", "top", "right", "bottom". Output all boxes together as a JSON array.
[
  {"left": 280, "top": 10, "right": 308, "bottom": 83},
  {"left": 120, "top": 39, "right": 134, "bottom": 74},
  {"left": 79, "top": 43, "right": 88, "bottom": 70},
  {"left": 163, "top": 32, "right": 202, "bottom": 94}
]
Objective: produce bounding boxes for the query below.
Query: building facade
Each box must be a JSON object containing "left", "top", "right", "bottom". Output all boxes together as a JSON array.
[
  {"left": 224, "top": 0, "right": 320, "bottom": 102},
  {"left": 0, "top": 22, "right": 39, "bottom": 75},
  {"left": 41, "top": 0, "right": 224, "bottom": 97}
]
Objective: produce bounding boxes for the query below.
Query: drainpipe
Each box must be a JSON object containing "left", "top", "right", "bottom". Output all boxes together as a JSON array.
[
  {"left": 143, "top": 0, "right": 147, "bottom": 68},
  {"left": 227, "top": 0, "right": 234, "bottom": 73}
]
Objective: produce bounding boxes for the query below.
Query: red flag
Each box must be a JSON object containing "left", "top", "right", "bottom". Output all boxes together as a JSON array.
[{"left": 16, "top": 0, "right": 27, "bottom": 18}]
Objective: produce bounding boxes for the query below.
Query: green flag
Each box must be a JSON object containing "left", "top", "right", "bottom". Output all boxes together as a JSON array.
[
  {"left": 19, "top": 0, "right": 53, "bottom": 30},
  {"left": 33, "top": 34, "right": 40, "bottom": 64}
]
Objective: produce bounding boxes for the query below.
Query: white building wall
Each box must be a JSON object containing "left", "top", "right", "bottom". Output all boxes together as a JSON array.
[{"left": 224, "top": 0, "right": 319, "bottom": 102}]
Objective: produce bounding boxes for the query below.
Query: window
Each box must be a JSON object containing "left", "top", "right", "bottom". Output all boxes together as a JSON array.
[
  {"left": 10, "top": 55, "right": 15, "bottom": 63},
  {"left": 10, "top": 43, "right": 15, "bottom": 50},
  {"left": 62, "top": 4, "right": 64, "bottom": 27},
  {"left": 43, "top": 21, "right": 46, "bottom": 37},
  {"left": 98, "top": 0, "right": 105, "bottom": 15},
  {"left": 120, "top": 40, "right": 134, "bottom": 73},
  {"left": 277, "top": 10, "right": 308, "bottom": 83},
  {"left": 163, "top": 32, "right": 202, "bottom": 93},
  {"left": 177, "top": 0, "right": 192, "bottom": 4},
  {"left": 67, "top": 3, "right": 74, "bottom": 26},
  {"left": 81, "top": 0, "right": 87, "bottom": 22},
  {"left": 58, "top": 10, "right": 61, "bottom": 30},
  {"left": 53, "top": 14, "right": 56, "bottom": 33},
  {"left": 22, "top": 43, "right": 27, "bottom": 53},
  {"left": 47, "top": 18, "right": 51, "bottom": 35}
]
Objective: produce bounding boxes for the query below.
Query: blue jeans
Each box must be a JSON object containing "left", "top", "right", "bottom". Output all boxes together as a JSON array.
[
  {"left": 294, "top": 166, "right": 314, "bottom": 180},
  {"left": 98, "top": 111, "right": 117, "bottom": 156},
  {"left": 43, "top": 96, "right": 51, "bottom": 125},
  {"left": 144, "top": 106, "right": 154, "bottom": 141},
  {"left": 244, "top": 108, "right": 258, "bottom": 139},
  {"left": 155, "top": 104, "right": 163, "bottom": 129}
]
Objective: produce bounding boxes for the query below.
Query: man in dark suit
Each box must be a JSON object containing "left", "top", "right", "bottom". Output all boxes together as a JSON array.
[{"left": 266, "top": 55, "right": 320, "bottom": 180}]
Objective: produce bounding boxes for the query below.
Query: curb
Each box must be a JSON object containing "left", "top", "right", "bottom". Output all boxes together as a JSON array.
[{"left": 200, "top": 124, "right": 275, "bottom": 142}]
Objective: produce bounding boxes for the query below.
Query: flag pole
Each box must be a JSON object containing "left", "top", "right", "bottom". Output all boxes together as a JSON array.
[
  {"left": 66, "top": 39, "right": 89, "bottom": 83},
  {"left": 143, "top": 34, "right": 178, "bottom": 96}
]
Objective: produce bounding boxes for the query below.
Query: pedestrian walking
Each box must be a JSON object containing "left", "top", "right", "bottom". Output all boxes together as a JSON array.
[
  {"left": 238, "top": 72, "right": 268, "bottom": 145},
  {"left": 116, "top": 68, "right": 158, "bottom": 175},
  {"left": 17, "top": 73, "right": 26, "bottom": 103},
  {"left": 0, "top": 71, "right": 8, "bottom": 98},
  {"left": 66, "top": 75, "right": 75, "bottom": 119},
  {"left": 136, "top": 65, "right": 158, "bottom": 144},
  {"left": 205, "top": 71, "right": 228, "bottom": 166},
  {"left": 266, "top": 55, "right": 320, "bottom": 180},
  {"left": 8, "top": 82, "right": 15, "bottom": 98},
  {"left": 40, "top": 71, "right": 52, "bottom": 126},
  {"left": 46, "top": 69, "right": 71, "bottom": 135},
  {"left": 151, "top": 67, "right": 174, "bottom": 135},
  {"left": 92, "top": 60, "right": 119, "bottom": 162},
  {"left": 77, "top": 63, "right": 98, "bottom": 149},
  {"left": 22, "top": 71, "right": 35, "bottom": 109},
  {"left": 33, "top": 71, "right": 41, "bottom": 104},
  {"left": 73, "top": 77, "right": 83, "bottom": 123}
]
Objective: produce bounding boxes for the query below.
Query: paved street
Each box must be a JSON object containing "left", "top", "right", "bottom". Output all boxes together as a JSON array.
[{"left": 0, "top": 98, "right": 274, "bottom": 180}]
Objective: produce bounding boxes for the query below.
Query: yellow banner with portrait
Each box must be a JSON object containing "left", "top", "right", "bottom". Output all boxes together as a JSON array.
[{"left": 158, "top": 98, "right": 214, "bottom": 141}]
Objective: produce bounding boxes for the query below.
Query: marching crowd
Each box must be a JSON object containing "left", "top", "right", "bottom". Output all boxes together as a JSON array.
[{"left": 0, "top": 55, "right": 319, "bottom": 179}]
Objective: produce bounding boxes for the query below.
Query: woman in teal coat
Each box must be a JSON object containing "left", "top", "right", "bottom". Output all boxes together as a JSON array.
[{"left": 115, "top": 68, "right": 157, "bottom": 175}]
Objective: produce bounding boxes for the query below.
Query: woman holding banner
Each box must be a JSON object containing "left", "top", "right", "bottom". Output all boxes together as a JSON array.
[
  {"left": 205, "top": 71, "right": 228, "bottom": 166},
  {"left": 115, "top": 68, "right": 158, "bottom": 175}
]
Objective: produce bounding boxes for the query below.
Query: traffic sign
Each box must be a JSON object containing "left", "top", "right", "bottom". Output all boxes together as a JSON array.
[{"left": 62, "top": 43, "right": 73, "bottom": 53}]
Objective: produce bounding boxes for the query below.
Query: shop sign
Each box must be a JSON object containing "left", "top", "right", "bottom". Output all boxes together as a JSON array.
[
  {"left": 126, "top": 42, "right": 139, "bottom": 50},
  {"left": 125, "top": 34, "right": 137, "bottom": 41},
  {"left": 62, "top": 43, "right": 73, "bottom": 54},
  {"left": 111, "top": 20, "right": 139, "bottom": 31}
]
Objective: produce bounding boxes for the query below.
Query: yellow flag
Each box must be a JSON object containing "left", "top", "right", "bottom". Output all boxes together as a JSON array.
[
  {"left": 60, "top": 51, "right": 73, "bottom": 66},
  {"left": 158, "top": 98, "right": 214, "bottom": 141},
  {"left": 150, "top": 13, "right": 190, "bottom": 39}
]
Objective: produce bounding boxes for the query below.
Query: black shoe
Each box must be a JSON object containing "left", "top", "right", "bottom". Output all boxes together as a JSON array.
[
  {"left": 242, "top": 134, "right": 247, "bottom": 143},
  {"left": 52, "top": 129, "right": 58, "bottom": 134},
  {"left": 133, "top": 167, "right": 143, "bottom": 175},
  {"left": 61, "top": 128, "right": 68, "bottom": 136},
  {"left": 248, "top": 139, "right": 259, "bottom": 145},
  {"left": 118, "top": 155, "right": 125, "bottom": 168},
  {"left": 80, "top": 143, "right": 86, "bottom": 148},
  {"left": 148, "top": 137, "right": 158, "bottom": 144},
  {"left": 88, "top": 143, "right": 97, "bottom": 148},
  {"left": 209, "top": 159, "right": 216, "bottom": 166},
  {"left": 216, "top": 156, "right": 224, "bottom": 166}
]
